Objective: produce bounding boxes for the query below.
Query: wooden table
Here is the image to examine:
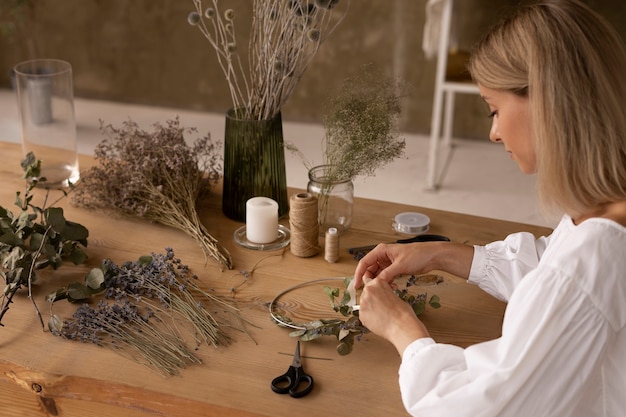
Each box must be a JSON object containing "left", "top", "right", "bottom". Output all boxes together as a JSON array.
[{"left": 0, "top": 142, "right": 552, "bottom": 417}]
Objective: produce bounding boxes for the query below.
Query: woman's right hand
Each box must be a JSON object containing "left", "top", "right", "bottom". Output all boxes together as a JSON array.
[{"left": 353, "top": 241, "right": 474, "bottom": 289}]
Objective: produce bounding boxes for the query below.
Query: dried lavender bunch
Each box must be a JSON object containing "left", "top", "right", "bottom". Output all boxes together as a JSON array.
[
  {"left": 72, "top": 118, "right": 233, "bottom": 270},
  {"left": 60, "top": 300, "right": 202, "bottom": 376},
  {"left": 52, "top": 248, "right": 245, "bottom": 376}
]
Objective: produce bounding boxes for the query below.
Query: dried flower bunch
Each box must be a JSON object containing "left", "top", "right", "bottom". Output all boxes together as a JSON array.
[
  {"left": 72, "top": 118, "right": 233, "bottom": 270},
  {"left": 321, "top": 64, "right": 407, "bottom": 180},
  {"left": 0, "top": 153, "right": 88, "bottom": 327},
  {"left": 271, "top": 276, "right": 440, "bottom": 355},
  {"left": 49, "top": 248, "right": 246, "bottom": 376},
  {"left": 287, "top": 64, "right": 407, "bottom": 181},
  {"left": 188, "top": 0, "right": 350, "bottom": 120}
]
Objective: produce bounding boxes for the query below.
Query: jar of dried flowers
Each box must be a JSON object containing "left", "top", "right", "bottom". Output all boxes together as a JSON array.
[
  {"left": 288, "top": 64, "right": 407, "bottom": 234},
  {"left": 188, "top": 0, "right": 350, "bottom": 222}
]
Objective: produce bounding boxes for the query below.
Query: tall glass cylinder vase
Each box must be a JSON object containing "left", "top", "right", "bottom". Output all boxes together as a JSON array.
[
  {"left": 307, "top": 165, "right": 354, "bottom": 234},
  {"left": 222, "top": 108, "right": 288, "bottom": 222}
]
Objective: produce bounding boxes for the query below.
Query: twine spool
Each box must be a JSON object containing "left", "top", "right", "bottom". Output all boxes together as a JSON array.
[
  {"left": 289, "top": 193, "right": 320, "bottom": 257},
  {"left": 324, "top": 227, "right": 340, "bottom": 263}
]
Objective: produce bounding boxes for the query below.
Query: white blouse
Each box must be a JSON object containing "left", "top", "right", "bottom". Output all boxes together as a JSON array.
[{"left": 398, "top": 216, "right": 626, "bottom": 417}]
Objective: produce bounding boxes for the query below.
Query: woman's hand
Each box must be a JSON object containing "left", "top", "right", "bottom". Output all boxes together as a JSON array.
[
  {"left": 358, "top": 276, "right": 430, "bottom": 355},
  {"left": 353, "top": 241, "right": 474, "bottom": 354},
  {"left": 353, "top": 241, "right": 474, "bottom": 289}
]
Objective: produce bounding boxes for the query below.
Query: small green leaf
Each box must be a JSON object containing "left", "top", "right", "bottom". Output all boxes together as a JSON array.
[
  {"left": 66, "top": 282, "right": 93, "bottom": 302},
  {"left": 338, "top": 305, "right": 351, "bottom": 317},
  {"left": 323, "top": 285, "right": 339, "bottom": 299},
  {"left": 0, "top": 231, "right": 24, "bottom": 246},
  {"left": 337, "top": 341, "right": 353, "bottom": 355},
  {"left": 46, "top": 288, "right": 68, "bottom": 303},
  {"left": 85, "top": 268, "right": 105, "bottom": 290},
  {"left": 45, "top": 207, "right": 66, "bottom": 233},
  {"left": 300, "top": 331, "right": 322, "bottom": 341},
  {"left": 412, "top": 301, "right": 426, "bottom": 316},
  {"left": 138, "top": 255, "right": 153, "bottom": 266},
  {"left": 429, "top": 295, "right": 441, "bottom": 309},
  {"left": 289, "top": 329, "right": 307, "bottom": 337},
  {"left": 62, "top": 221, "right": 89, "bottom": 241},
  {"left": 48, "top": 315, "right": 64, "bottom": 334},
  {"left": 28, "top": 232, "right": 44, "bottom": 252},
  {"left": 69, "top": 246, "right": 88, "bottom": 265},
  {"left": 14, "top": 193, "right": 23, "bottom": 209}
]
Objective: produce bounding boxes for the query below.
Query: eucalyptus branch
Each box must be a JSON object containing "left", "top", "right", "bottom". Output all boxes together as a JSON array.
[
  {"left": 27, "top": 225, "right": 52, "bottom": 330},
  {"left": 1, "top": 153, "right": 88, "bottom": 327}
]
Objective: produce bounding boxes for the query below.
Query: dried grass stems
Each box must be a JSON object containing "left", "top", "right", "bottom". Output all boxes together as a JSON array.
[
  {"left": 58, "top": 249, "right": 248, "bottom": 376},
  {"left": 189, "top": 0, "right": 350, "bottom": 120},
  {"left": 71, "top": 118, "right": 233, "bottom": 270}
]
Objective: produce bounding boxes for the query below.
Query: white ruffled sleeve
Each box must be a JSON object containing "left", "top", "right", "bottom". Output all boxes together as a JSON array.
[{"left": 467, "top": 231, "right": 551, "bottom": 301}]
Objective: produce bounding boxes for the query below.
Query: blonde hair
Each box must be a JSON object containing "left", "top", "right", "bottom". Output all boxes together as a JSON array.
[{"left": 468, "top": 0, "right": 626, "bottom": 218}]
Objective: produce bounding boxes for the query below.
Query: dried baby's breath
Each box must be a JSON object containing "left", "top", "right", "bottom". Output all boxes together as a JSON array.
[
  {"left": 322, "top": 65, "right": 407, "bottom": 180},
  {"left": 286, "top": 64, "right": 407, "bottom": 182}
]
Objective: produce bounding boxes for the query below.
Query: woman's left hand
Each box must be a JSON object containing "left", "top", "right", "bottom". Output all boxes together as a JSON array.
[{"left": 359, "top": 277, "right": 431, "bottom": 355}]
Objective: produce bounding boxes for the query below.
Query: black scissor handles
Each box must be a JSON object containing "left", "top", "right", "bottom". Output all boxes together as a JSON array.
[{"left": 271, "top": 341, "right": 314, "bottom": 398}]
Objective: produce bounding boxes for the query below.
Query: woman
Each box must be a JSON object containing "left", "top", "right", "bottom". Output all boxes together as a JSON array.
[{"left": 353, "top": 1, "right": 626, "bottom": 416}]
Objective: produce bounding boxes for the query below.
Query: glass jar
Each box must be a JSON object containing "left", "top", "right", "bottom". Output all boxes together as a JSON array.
[{"left": 307, "top": 165, "right": 354, "bottom": 234}]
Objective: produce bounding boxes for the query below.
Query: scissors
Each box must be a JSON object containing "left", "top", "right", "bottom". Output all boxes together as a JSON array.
[{"left": 271, "top": 341, "right": 314, "bottom": 398}]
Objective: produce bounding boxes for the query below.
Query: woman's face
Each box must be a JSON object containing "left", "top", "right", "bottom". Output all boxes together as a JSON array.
[{"left": 478, "top": 85, "right": 536, "bottom": 174}]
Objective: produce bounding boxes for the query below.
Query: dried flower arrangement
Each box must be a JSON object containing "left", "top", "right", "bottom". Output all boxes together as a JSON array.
[
  {"left": 286, "top": 64, "right": 408, "bottom": 229},
  {"left": 187, "top": 0, "right": 350, "bottom": 120},
  {"left": 48, "top": 248, "right": 248, "bottom": 376},
  {"left": 271, "top": 276, "right": 440, "bottom": 355},
  {"left": 71, "top": 118, "right": 233, "bottom": 270},
  {"left": 288, "top": 64, "right": 408, "bottom": 181},
  {"left": 0, "top": 153, "right": 88, "bottom": 327}
]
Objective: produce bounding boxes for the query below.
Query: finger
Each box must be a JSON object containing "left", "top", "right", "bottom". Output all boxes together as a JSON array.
[{"left": 362, "top": 276, "right": 373, "bottom": 285}]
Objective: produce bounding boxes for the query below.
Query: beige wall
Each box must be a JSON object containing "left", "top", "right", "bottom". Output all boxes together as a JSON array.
[{"left": 1, "top": 0, "right": 625, "bottom": 139}]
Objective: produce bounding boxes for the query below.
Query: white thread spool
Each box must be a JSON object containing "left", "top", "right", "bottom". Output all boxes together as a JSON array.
[{"left": 324, "top": 227, "right": 339, "bottom": 263}]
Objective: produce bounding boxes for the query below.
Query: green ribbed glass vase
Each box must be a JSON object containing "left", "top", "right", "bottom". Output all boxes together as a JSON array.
[{"left": 222, "top": 108, "right": 288, "bottom": 222}]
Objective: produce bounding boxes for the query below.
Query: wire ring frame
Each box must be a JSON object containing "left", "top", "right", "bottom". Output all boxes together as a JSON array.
[{"left": 269, "top": 277, "right": 349, "bottom": 331}]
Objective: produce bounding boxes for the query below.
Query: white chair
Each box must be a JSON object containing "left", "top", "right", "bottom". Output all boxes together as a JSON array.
[{"left": 425, "top": 0, "right": 480, "bottom": 190}]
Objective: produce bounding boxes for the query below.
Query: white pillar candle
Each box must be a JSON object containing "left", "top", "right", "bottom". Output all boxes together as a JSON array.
[{"left": 246, "top": 197, "right": 279, "bottom": 244}]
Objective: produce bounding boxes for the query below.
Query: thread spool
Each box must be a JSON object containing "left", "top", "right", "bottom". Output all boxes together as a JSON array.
[
  {"left": 324, "top": 227, "right": 339, "bottom": 263},
  {"left": 289, "top": 193, "right": 320, "bottom": 257}
]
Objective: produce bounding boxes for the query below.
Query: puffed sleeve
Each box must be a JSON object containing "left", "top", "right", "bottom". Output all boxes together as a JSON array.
[{"left": 467, "top": 231, "right": 551, "bottom": 301}]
